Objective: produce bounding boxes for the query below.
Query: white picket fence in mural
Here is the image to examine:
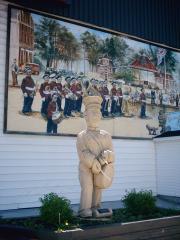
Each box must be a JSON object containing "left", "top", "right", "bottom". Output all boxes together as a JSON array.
[{"left": 0, "top": 0, "right": 179, "bottom": 212}]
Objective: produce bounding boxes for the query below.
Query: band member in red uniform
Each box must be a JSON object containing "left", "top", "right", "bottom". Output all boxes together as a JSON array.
[
  {"left": 102, "top": 82, "right": 110, "bottom": 117},
  {"left": 76, "top": 76, "right": 83, "bottom": 113},
  {"left": 99, "top": 82, "right": 109, "bottom": 117},
  {"left": 103, "top": 82, "right": 109, "bottom": 96},
  {"left": 39, "top": 74, "right": 51, "bottom": 118},
  {"left": 63, "top": 76, "right": 72, "bottom": 117},
  {"left": 49, "top": 73, "right": 57, "bottom": 93},
  {"left": 98, "top": 82, "right": 104, "bottom": 115},
  {"left": 110, "top": 83, "right": 117, "bottom": 116},
  {"left": 56, "top": 75, "right": 63, "bottom": 111},
  {"left": 91, "top": 78, "right": 99, "bottom": 92},
  {"left": 47, "top": 94, "right": 58, "bottom": 134},
  {"left": 70, "top": 77, "right": 77, "bottom": 112},
  {"left": 21, "top": 67, "right": 36, "bottom": 115},
  {"left": 98, "top": 81, "right": 102, "bottom": 94}
]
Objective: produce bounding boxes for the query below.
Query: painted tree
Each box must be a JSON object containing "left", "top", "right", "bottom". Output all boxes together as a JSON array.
[
  {"left": 101, "top": 36, "right": 129, "bottom": 71},
  {"left": 148, "top": 46, "right": 177, "bottom": 74},
  {"left": 34, "top": 17, "right": 61, "bottom": 68},
  {"left": 131, "top": 49, "right": 147, "bottom": 61},
  {"left": 57, "top": 28, "right": 80, "bottom": 70},
  {"left": 35, "top": 17, "right": 80, "bottom": 69},
  {"left": 80, "top": 31, "right": 102, "bottom": 72}
]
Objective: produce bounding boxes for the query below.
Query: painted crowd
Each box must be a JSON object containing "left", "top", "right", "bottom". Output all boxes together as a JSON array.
[{"left": 18, "top": 65, "right": 180, "bottom": 135}]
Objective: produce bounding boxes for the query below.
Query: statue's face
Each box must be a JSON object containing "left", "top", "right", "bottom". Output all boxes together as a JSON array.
[{"left": 84, "top": 108, "right": 101, "bottom": 129}]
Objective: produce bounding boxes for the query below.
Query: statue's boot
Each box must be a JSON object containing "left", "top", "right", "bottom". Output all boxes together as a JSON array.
[
  {"left": 92, "top": 207, "right": 113, "bottom": 218},
  {"left": 78, "top": 208, "right": 92, "bottom": 218}
]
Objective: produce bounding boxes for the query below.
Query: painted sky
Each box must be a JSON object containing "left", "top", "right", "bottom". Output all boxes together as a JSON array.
[
  {"left": 31, "top": 12, "right": 180, "bottom": 79},
  {"left": 32, "top": 13, "right": 150, "bottom": 51},
  {"left": 32, "top": 12, "right": 180, "bottom": 55}
]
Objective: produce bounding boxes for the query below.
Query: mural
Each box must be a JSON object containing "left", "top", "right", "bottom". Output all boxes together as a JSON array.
[{"left": 5, "top": 7, "right": 180, "bottom": 138}]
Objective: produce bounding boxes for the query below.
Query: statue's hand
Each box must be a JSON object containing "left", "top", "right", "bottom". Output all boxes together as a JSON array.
[
  {"left": 102, "top": 150, "right": 114, "bottom": 163},
  {"left": 98, "top": 156, "right": 108, "bottom": 166},
  {"left": 101, "top": 151, "right": 109, "bottom": 162},
  {"left": 92, "top": 159, "right": 101, "bottom": 174}
]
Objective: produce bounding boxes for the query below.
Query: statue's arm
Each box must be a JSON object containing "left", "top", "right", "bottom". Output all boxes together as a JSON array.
[
  {"left": 99, "top": 134, "right": 115, "bottom": 165},
  {"left": 106, "top": 135, "right": 115, "bottom": 163},
  {"left": 76, "top": 136, "right": 96, "bottom": 169}
]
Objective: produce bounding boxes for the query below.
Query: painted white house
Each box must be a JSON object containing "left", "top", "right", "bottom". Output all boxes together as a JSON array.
[{"left": 0, "top": 0, "right": 180, "bottom": 213}]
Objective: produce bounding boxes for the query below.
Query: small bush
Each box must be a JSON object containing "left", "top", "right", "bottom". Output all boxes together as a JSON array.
[
  {"left": 40, "top": 192, "right": 73, "bottom": 227},
  {"left": 122, "top": 189, "right": 156, "bottom": 217}
]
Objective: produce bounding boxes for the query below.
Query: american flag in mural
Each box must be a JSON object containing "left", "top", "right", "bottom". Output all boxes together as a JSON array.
[{"left": 157, "top": 48, "right": 167, "bottom": 65}]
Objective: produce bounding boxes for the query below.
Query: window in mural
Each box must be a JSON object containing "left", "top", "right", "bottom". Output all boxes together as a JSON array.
[{"left": 5, "top": 6, "right": 180, "bottom": 138}]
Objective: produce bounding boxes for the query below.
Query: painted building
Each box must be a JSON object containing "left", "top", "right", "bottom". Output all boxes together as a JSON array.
[
  {"left": 18, "top": 10, "right": 34, "bottom": 68},
  {"left": 9, "top": 7, "right": 20, "bottom": 77},
  {"left": 155, "top": 72, "right": 177, "bottom": 90},
  {"left": 130, "top": 56, "right": 177, "bottom": 91},
  {"left": 9, "top": 8, "right": 34, "bottom": 72},
  {"left": 130, "top": 55, "right": 158, "bottom": 88},
  {"left": 97, "top": 57, "right": 113, "bottom": 81}
]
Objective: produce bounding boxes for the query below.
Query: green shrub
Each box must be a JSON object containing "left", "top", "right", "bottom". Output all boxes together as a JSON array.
[
  {"left": 122, "top": 189, "right": 156, "bottom": 217},
  {"left": 40, "top": 192, "right": 73, "bottom": 227}
]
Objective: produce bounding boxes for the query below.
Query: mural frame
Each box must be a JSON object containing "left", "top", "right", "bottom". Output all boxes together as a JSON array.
[{"left": 3, "top": 4, "right": 180, "bottom": 139}]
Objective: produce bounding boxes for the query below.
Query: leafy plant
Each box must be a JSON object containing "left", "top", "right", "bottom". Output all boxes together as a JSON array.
[
  {"left": 40, "top": 192, "right": 73, "bottom": 227},
  {"left": 122, "top": 189, "right": 156, "bottom": 217}
]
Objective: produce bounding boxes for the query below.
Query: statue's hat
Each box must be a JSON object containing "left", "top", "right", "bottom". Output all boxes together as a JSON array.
[{"left": 83, "top": 96, "right": 102, "bottom": 111}]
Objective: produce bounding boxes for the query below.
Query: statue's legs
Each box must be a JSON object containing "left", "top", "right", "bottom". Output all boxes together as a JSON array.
[
  {"left": 79, "top": 167, "right": 93, "bottom": 217},
  {"left": 79, "top": 168, "right": 103, "bottom": 218},
  {"left": 92, "top": 186, "right": 102, "bottom": 209}
]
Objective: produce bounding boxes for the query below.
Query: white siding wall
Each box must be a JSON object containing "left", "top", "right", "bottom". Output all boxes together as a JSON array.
[
  {"left": 155, "top": 137, "right": 180, "bottom": 197},
  {"left": 0, "top": 0, "right": 156, "bottom": 211}
]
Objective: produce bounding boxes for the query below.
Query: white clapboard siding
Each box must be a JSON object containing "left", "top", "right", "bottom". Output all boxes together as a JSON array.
[
  {"left": 154, "top": 137, "right": 180, "bottom": 197},
  {"left": 0, "top": 0, "right": 156, "bottom": 211}
]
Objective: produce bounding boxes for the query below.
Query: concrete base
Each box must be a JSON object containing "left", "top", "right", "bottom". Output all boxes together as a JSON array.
[{"left": 92, "top": 208, "right": 113, "bottom": 218}]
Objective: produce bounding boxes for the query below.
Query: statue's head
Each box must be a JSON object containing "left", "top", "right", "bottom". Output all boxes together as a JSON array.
[{"left": 83, "top": 96, "right": 102, "bottom": 129}]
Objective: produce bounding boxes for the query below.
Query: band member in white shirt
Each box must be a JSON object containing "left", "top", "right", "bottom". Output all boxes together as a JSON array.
[{"left": 11, "top": 58, "right": 19, "bottom": 86}]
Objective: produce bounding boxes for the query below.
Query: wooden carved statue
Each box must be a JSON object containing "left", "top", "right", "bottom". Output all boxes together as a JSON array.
[{"left": 76, "top": 95, "right": 115, "bottom": 218}]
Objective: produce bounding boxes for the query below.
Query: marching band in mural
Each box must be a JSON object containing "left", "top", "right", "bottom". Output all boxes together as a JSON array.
[{"left": 6, "top": 8, "right": 180, "bottom": 137}]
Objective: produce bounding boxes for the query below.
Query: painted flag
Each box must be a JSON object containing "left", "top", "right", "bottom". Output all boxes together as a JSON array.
[{"left": 157, "top": 48, "right": 167, "bottom": 65}]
